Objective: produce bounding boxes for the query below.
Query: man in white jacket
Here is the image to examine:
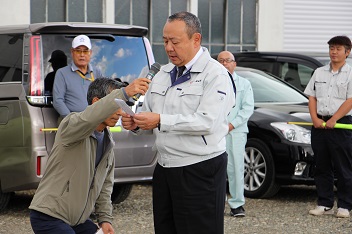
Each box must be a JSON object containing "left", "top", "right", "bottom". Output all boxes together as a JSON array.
[{"left": 122, "top": 12, "right": 235, "bottom": 234}]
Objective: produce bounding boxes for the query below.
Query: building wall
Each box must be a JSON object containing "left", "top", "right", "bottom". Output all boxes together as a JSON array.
[
  {"left": 257, "top": 0, "right": 283, "bottom": 51},
  {"left": 3, "top": 0, "right": 352, "bottom": 57},
  {"left": 1, "top": 0, "right": 30, "bottom": 25},
  {"left": 257, "top": 0, "right": 352, "bottom": 53},
  {"left": 0, "top": 0, "right": 257, "bottom": 56},
  {"left": 283, "top": 0, "right": 352, "bottom": 53},
  {"left": 1, "top": 0, "right": 283, "bottom": 54}
]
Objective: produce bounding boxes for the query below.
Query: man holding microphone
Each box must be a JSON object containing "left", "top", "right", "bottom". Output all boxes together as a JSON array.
[{"left": 122, "top": 11, "right": 235, "bottom": 234}]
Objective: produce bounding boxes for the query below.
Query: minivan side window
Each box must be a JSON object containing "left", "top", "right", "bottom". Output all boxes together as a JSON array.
[
  {"left": 0, "top": 34, "right": 23, "bottom": 83},
  {"left": 41, "top": 35, "right": 150, "bottom": 94}
]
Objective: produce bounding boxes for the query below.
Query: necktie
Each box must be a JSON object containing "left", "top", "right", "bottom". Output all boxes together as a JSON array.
[{"left": 177, "top": 66, "right": 186, "bottom": 78}]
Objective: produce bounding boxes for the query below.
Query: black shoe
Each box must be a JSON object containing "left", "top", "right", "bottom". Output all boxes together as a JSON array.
[{"left": 230, "top": 206, "right": 245, "bottom": 217}]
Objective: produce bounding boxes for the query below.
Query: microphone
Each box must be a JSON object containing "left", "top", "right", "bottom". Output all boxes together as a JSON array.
[{"left": 132, "top": 62, "right": 161, "bottom": 101}]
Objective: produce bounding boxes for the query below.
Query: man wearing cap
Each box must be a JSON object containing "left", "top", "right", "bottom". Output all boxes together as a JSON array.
[
  {"left": 44, "top": 50, "right": 67, "bottom": 95},
  {"left": 53, "top": 35, "right": 103, "bottom": 121}
]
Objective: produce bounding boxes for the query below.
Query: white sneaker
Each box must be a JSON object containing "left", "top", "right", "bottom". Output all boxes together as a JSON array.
[
  {"left": 309, "top": 206, "right": 334, "bottom": 216},
  {"left": 336, "top": 208, "right": 350, "bottom": 218}
]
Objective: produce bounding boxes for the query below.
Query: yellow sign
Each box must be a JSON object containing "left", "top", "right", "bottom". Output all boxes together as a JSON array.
[{"left": 40, "top": 126, "right": 123, "bottom": 132}]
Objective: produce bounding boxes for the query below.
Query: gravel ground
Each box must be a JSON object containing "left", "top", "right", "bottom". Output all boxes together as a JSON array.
[{"left": 1, "top": 183, "right": 351, "bottom": 234}]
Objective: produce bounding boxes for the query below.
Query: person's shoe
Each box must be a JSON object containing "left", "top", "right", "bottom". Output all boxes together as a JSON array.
[
  {"left": 309, "top": 206, "right": 334, "bottom": 216},
  {"left": 336, "top": 208, "right": 350, "bottom": 218},
  {"left": 230, "top": 206, "right": 245, "bottom": 217}
]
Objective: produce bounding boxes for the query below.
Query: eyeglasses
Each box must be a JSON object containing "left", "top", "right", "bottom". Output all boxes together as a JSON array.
[
  {"left": 72, "top": 49, "right": 91, "bottom": 55},
  {"left": 218, "top": 58, "right": 234, "bottom": 64}
]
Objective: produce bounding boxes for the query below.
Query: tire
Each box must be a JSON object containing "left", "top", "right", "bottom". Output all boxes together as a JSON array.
[
  {"left": 244, "top": 139, "right": 280, "bottom": 198},
  {"left": 0, "top": 191, "right": 12, "bottom": 212},
  {"left": 111, "top": 184, "right": 132, "bottom": 204}
]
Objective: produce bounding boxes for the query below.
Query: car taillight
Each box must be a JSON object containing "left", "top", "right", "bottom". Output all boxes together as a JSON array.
[
  {"left": 29, "top": 36, "right": 44, "bottom": 96},
  {"left": 36, "top": 156, "right": 41, "bottom": 176}
]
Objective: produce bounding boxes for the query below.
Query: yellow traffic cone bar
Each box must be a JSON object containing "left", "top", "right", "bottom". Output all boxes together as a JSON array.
[
  {"left": 287, "top": 122, "right": 352, "bottom": 130},
  {"left": 40, "top": 126, "right": 123, "bottom": 132}
]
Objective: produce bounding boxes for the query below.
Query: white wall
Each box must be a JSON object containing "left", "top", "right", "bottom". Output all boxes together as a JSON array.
[
  {"left": 104, "top": 0, "right": 114, "bottom": 24},
  {"left": 257, "top": 0, "right": 284, "bottom": 51},
  {"left": 0, "top": 0, "right": 30, "bottom": 26},
  {"left": 258, "top": 0, "right": 352, "bottom": 53},
  {"left": 283, "top": 0, "right": 352, "bottom": 53},
  {"left": 189, "top": 0, "right": 198, "bottom": 15}
]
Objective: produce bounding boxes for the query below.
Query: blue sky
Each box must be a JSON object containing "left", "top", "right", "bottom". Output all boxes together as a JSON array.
[{"left": 90, "top": 36, "right": 150, "bottom": 84}]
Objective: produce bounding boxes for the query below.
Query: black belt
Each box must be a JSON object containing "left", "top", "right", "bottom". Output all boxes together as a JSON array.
[
  {"left": 317, "top": 115, "right": 332, "bottom": 121},
  {"left": 317, "top": 115, "right": 352, "bottom": 122}
]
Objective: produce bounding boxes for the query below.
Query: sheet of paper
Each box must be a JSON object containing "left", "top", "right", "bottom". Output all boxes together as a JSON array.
[
  {"left": 96, "top": 228, "right": 103, "bottom": 234},
  {"left": 115, "top": 98, "right": 135, "bottom": 116}
]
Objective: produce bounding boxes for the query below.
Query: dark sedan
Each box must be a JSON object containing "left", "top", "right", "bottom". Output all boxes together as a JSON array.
[{"left": 235, "top": 67, "right": 315, "bottom": 198}]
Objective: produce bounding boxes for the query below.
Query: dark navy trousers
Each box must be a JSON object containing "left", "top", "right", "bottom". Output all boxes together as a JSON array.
[
  {"left": 311, "top": 115, "right": 352, "bottom": 210},
  {"left": 152, "top": 152, "right": 227, "bottom": 234},
  {"left": 30, "top": 210, "right": 98, "bottom": 234}
]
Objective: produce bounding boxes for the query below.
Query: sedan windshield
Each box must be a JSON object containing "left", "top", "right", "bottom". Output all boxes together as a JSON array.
[{"left": 236, "top": 69, "right": 308, "bottom": 103}]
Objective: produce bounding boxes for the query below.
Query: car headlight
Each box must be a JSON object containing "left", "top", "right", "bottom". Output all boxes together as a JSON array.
[{"left": 270, "top": 122, "right": 311, "bottom": 144}]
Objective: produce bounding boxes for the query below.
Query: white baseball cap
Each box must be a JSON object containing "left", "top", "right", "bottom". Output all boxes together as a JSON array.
[{"left": 72, "top": 35, "right": 91, "bottom": 49}]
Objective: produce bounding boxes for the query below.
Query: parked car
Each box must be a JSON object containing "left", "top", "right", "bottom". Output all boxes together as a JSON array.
[
  {"left": 304, "top": 52, "right": 352, "bottom": 67},
  {"left": 213, "top": 51, "right": 352, "bottom": 92},
  {"left": 214, "top": 51, "right": 324, "bottom": 91},
  {"left": 0, "top": 23, "right": 157, "bottom": 211},
  {"left": 235, "top": 66, "right": 315, "bottom": 198}
]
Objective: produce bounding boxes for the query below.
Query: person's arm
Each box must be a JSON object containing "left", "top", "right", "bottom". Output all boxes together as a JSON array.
[
  {"left": 308, "top": 96, "right": 324, "bottom": 128},
  {"left": 229, "top": 81, "right": 254, "bottom": 131},
  {"left": 138, "top": 71, "right": 235, "bottom": 135},
  {"left": 305, "top": 70, "right": 324, "bottom": 128},
  {"left": 326, "top": 72, "right": 352, "bottom": 128},
  {"left": 132, "top": 112, "right": 160, "bottom": 130},
  {"left": 59, "top": 89, "right": 126, "bottom": 145},
  {"left": 121, "top": 113, "right": 139, "bottom": 130},
  {"left": 53, "top": 69, "right": 71, "bottom": 116},
  {"left": 59, "top": 78, "right": 150, "bottom": 145},
  {"left": 100, "top": 222, "right": 114, "bottom": 234},
  {"left": 326, "top": 98, "right": 352, "bottom": 128}
]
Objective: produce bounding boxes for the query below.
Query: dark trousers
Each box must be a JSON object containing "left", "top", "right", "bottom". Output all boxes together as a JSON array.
[
  {"left": 153, "top": 152, "right": 227, "bottom": 234},
  {"left": 311, "top": 116, "right": 352, "bottom": 210},
  {"left": 30, "top": 210, "right": 98, "bottom": 234}
]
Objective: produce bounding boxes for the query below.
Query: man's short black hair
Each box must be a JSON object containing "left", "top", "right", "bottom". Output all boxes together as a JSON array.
[
  {"left": 168, "top": 11, "right": 202, "bottom": 39},
  {"left": 87, "top": 78, "right": 127, "bottom": 105},
  {"left": 327, "top": 36, "right": 352, "bottom": 50}
]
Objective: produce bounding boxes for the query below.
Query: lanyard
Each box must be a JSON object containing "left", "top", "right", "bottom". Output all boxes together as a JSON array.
[{"left": 76, "top": 70, "right": 95, "bottom": 82}]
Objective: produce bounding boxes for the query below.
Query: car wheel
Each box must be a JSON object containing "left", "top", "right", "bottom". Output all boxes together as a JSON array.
[
  {"left": 0, "top": 190, "right": 12, "bottom": 212},
  {"left": 111, "top": 184, "right": 132, "bottom": 204},
  {"left": 244, "top": 139, "right": 280, "bottom": 198}
]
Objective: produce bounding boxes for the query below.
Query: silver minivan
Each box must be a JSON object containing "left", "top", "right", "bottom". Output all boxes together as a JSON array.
[{"left": 0, "top": 23, "right": 157, "bottom": 211}]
